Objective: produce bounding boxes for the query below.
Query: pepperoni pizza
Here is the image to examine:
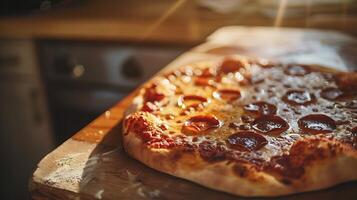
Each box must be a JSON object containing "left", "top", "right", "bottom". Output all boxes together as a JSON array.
[{"left": 122, "top": 56, "right": 357, "bottom": 197}]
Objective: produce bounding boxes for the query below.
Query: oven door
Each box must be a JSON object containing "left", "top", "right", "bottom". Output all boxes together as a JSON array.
[{"left": 39, "top": 41, "right": 186, "bottom": 143}]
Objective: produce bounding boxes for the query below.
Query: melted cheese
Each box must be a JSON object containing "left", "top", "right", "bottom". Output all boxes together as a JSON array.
[{"left": 133, "top": 58, "right": 357, "bottom": 163}]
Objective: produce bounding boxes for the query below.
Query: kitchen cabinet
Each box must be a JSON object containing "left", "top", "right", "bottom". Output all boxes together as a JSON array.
[{"left": 0, "top": 40, "right": 54, "bottom": 199}]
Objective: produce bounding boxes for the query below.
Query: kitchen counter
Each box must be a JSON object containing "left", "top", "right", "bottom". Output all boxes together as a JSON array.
[{"left": 1, "top": 0, "right": 357, "bottom": 44}]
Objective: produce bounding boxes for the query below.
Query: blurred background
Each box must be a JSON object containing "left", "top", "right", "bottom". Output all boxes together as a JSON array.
[{"left": 0, "top": 0, "right": 356, "bottom": 199}]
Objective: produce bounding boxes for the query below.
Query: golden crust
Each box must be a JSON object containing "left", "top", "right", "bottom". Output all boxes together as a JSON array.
[
  {"left": 123, "top": 112, "right": 357, "bottom": 197},
  {"left": 122, "top": 57, "right": 357, "bottom": 197}
]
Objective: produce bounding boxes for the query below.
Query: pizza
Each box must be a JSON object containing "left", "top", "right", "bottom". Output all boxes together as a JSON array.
[{"left": 122, "top": 56, "right": 357, "bottom": 197}]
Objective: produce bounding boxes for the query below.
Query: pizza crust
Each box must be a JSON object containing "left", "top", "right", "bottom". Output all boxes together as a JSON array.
[
  {"left": 122, "top": 58, "right": 357, "bottom": 197},
  {"left": 123, "top": 125, "right": 357, "bottom": 196}
]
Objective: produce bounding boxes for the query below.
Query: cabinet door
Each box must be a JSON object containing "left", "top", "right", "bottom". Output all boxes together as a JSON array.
[
  {"left": 0, "top": 81, "right": 54, "bottom": 199},
  {"left": 0, "top": 40, "right": 39, "bottom": 77}
]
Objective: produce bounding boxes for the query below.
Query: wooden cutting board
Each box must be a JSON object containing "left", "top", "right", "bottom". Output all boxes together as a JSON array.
[{"left": 30, "top": 27, "right": 357, "bottom": 200}]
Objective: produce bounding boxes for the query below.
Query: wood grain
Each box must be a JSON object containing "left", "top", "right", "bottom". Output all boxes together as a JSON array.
[{"left": 29, "top": 27, "right": 357, "bottom": 200}]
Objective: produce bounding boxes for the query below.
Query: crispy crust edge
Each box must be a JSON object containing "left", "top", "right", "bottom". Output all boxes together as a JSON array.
[{"left": 122, "top": 122, "right": 357, "bottom": 197}]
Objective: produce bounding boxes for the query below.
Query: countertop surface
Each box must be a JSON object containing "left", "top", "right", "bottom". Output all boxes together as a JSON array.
[
  {"left": 1, "top": 0, "right": 357, "bottom": 44},
  {"left": 29, "top": 27, "right": 357, "bottom": 200}
]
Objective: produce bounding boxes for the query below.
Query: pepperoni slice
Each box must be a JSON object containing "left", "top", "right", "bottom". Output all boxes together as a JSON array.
[
  {"left": 213, "top": 89, "right": 241, "bottom": 101},
  {"left": 282, "top": 90, "right": 316, "bottom": 106},
  {"left": 298, "top": 114, "right": 336, "bottom": 134},
  {"left": 144, "top": 84, "right": 165, "bottom": 102},
  {"left": 218, "top": 58, "right": 245, "bottom": 74},
  {"left": 251, "top": 116, "right": 289, "bottom": 135},
  {"left": 182, "top": 115, "right": 221, "bottom": 135},
  {"left": 227, "top": 131, "right": 268, "bottom": 151},
  {"left": 284, "top": 65, "right": 311, "bottom": 76},
  {"left": 178, "top": 95, "right": 208, "bottom": 108},
  {"left": 244, "top": 101, "right": 277, "bottom": 116},
  {"left": 194, "top": 77, "right": 215, "bottom": 87},
  {"left": 320, "top": 87, "right": 344, "bottom": 101}
]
